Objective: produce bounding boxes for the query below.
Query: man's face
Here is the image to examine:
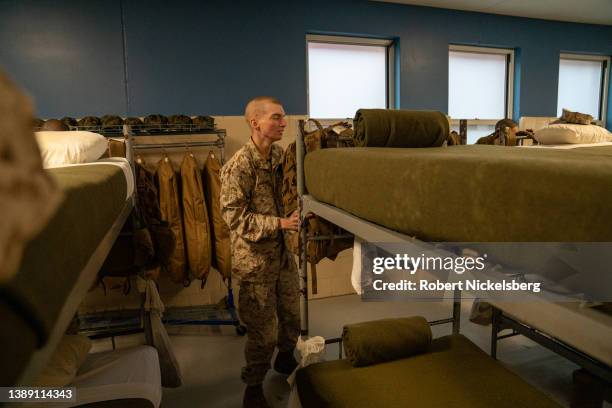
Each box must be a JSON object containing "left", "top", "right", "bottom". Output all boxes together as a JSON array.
[{"left": 255, "top": 102, "right": 287, "bottom": 141}]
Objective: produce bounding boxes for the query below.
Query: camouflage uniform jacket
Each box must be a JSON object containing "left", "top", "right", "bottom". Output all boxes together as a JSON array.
[{"left": 220, "top": 138, "right": 291, "bottom": 283}]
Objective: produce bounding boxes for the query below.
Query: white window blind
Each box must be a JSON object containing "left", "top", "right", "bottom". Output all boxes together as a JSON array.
[
  {"left": 448, "top": 50, "right": 509, "bottom": 120},
  {"left": 307, "top": 41, "right": 387, "bottom": 119},
  {"left": 557, "top": 58, "right": 604, "bottom": 119}
]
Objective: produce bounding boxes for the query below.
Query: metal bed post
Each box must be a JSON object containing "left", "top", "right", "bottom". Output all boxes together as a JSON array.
[
  {"left": 459, "top": 119, "right": 468, "bottom": 145},
  {"left": 296, "top": 122, "right": 309, "bottom": 335},
  {"left": 490, "top": 306, "right": 502, "bottom": 359},
  {"left": 123, "top": 125, "right": 153, "bottom": 345},
  {"left": 452, "top": 288, "right": 461, "bottom": 334},
  {"left": 215, "top": 128, "right": 242, "bottom": 333}
]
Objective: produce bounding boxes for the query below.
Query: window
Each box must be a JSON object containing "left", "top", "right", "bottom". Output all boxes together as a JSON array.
[
  {"left": 307, "top": 35, "right": 395, "bottom": 119},
  {"left": 448, "top": 45, "right": 514, "bottom": 144},
  {"left": 557, "top": 54, "right": 609, "bottom": 122}
]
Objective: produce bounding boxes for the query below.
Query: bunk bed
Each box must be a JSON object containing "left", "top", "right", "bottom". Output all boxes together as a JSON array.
[
  {"left": 0, "top": 130, "right": 167, "bottom": 408},
  {"left": 2, "top": 137, "right": 135, "bottom": 386},
  {"left": 294, "top": 123, "right": 462, "bottom": 334},
  {"left": 293, "top": 121, "right": 612, "bottom": 399},
  {"left": 3, "top": 122, "right": 236, "bottom": 406}
]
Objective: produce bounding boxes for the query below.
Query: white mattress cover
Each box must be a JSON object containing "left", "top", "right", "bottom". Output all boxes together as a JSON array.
[
  {"left": 520, "top": 141, "right": 612, "bottom": 149},
  {"left": 52, "top": 345, "right": 162, "bottom": 408},
  {"left": 49, "top": 157, "right": 134, "bottom": 200}
]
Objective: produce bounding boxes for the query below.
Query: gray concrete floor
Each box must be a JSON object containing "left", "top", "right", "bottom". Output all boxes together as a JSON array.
[{"left": 150, "top": 295, "right": 577, "bottom": 407}]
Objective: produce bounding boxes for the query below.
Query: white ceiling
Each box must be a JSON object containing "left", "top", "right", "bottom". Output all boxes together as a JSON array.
[{"left": 374, "top": 0, "right": 612, "bottom": 26}]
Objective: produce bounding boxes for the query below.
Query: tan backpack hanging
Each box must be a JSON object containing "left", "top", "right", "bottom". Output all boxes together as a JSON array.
[
  {"left": 180, "top": 153, "right": 212, "bottom": 285},
  {"left": 203, "top": 151, "right": 231, "bottom": 279},
  {"left": 157, "top": 157, "right": 187, "bottom": 284},
  {"left": 300, "top": 118, "right": 354, "bottom": 151}
]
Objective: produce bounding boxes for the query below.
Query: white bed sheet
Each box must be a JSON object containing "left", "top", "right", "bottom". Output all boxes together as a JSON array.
[
  {"left": 49, "top": 157, "right": 134, "bottom": 200},
  {"left": 520, "top": 141, "right": 612, "bottom": 149},
  {"left": 39, "top": 345, "right": 162, "bottom": 408}
]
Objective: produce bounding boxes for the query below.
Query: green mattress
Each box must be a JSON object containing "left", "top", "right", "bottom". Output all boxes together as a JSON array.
[
  {"left": 296, "top": 334, "right": 560, "bottom": 408},
  {"left": 2, "top": 164, "right": 128, "bottom": 345},
  {"left": 304, "top": 145, "right": 612, "bottom": 242}
]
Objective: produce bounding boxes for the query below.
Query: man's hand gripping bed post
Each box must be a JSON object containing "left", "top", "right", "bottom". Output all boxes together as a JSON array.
[{"left": 280, "top": 210, "right": 300, "bottom": 231}]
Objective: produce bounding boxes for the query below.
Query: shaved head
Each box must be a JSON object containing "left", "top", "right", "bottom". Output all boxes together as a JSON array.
[{"left": 245, "top": 96, "right": 282, "bottom": 127}]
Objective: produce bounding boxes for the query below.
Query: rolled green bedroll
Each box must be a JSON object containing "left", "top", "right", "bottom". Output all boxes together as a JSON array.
[
  {"left": 353, "top": 109, "right": 449, "bottom": 147},
  {"left": 342, "top": 316, "right": 432, "bottom": 367}
]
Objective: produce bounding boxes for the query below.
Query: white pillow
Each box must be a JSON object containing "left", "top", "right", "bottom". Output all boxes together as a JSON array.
[
  {"left": 534, "top": 123, "right": 612, "bottom": 145},
  {"left": 518, "top": 116, "right": 558, "bottom": 131},
  {"left": 35, "top": 131, "right": 108, "bottom": 168}
]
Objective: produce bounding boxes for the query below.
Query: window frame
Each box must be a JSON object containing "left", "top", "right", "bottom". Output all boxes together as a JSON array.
[
  {"left": 557, "top": 53, "right": 610, "bottom": 124},
  {"left": 305, "top": 34, "right": 396, "bottom": 120},
  {"left": 448, "top": 44, "right": 515, "bottom": 127}
]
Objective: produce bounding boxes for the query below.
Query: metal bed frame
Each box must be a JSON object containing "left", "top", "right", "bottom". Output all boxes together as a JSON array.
[
  {"left": 491, "top": 307, "right": 612, "bottom": 384},
  {"left": 294, "top": 122, "right": 461, "bottom": 338}
]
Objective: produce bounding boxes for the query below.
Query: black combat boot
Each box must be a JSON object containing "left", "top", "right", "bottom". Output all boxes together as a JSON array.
[
  {"left": 243, "top": 384, "right": 270, "bottom": 408},
  {"left": 273, "top": 350, "right": 298, "bottom": 375}
]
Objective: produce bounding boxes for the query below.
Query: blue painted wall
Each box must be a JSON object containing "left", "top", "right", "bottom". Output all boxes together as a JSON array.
[
  {"left": 0, "top": 0, "right": 127, "bottom": 117},
  {"left": 1, "top": 0, "right": 611, "bottom": 127}
]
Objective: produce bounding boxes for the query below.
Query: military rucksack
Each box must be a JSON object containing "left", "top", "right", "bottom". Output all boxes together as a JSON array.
[
  {"left": 281, "top": 119, "right": 354, "bottom": 265},
  {"left": 193, "top": 115, "right": 215, "bottom": 130},
  {"left": 301, "top": 119, "right": 354, "bottom": 151},
  {"left": 168, "top": 114, "right": 193, "bottom": 131},
  {"left": 144, "top": 114, "right": 168, "bottom": 132},
  {"left": 101, "top": 115, "right": 124, "bottom": 132},
  {"left": 125, "top": 117, "right": 144, "bottom": 131},
  {"left": 77, "top": 116, "right": 101, "bottom": 129}
]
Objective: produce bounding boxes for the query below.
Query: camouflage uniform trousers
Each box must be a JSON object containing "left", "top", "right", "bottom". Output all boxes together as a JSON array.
[{"left": 238, "top": 261, "right": 300, "bottom": 386}]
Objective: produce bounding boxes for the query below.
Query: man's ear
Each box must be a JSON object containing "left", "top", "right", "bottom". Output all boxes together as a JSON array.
[{"left": 249, "top": 118, "right": 259, "bottom": 131}]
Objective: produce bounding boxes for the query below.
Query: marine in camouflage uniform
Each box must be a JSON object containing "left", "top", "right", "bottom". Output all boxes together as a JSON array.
[{"left": 220, "top": 136, "right": 300, "bottom": 387}]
